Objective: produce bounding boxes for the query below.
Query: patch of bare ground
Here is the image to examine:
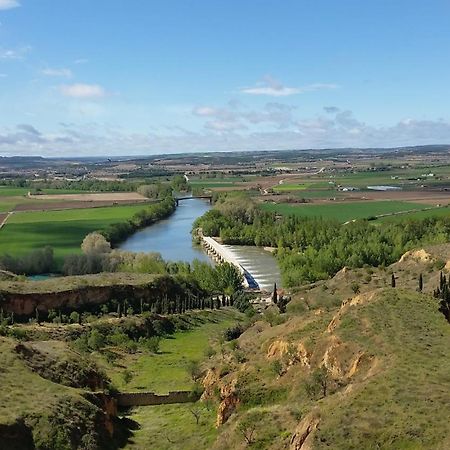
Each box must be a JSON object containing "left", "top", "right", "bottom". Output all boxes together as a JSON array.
[
  {"left": 27, "top": 192, "right": 147, "bottom": 202},
  {"left": 345, "top": 189, "right": 450, "bottom": 205},
  {"left": 13, "top": 199, "right": 150, "bottom": 212}
]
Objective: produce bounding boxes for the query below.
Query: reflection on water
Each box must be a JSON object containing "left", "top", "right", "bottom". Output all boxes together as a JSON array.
[
  {"left": 119, "top": 198, "right": 211, "bottom": 263},
  {"left": 223, "top": 245, "right": 282, "bottom": 291}
]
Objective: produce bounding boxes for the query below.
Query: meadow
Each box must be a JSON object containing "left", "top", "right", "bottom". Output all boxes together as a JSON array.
[
  {"left": 126, "top": 404, "right": 217, "bottom": 450},
  {"left": 378, "top": 204, "right": 450, "bottom": 222},
  {"left": 261, "top": 200, "right": 430, "bottom": 222},
  {"left": 103, "top": 309, "right": 242, "bottom": 450},
  {"left": 106, "top": 309, "right": 239, "bottom": 393},
  {"left": 0, "top": 204, "right": 148, "bottom": 260}
]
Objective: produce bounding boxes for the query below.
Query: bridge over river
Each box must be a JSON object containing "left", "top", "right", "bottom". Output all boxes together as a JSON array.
[
  {"left": 202, "top": 236, "right": 260, "bottom": 290},
  {"left": 175, "top": 195, "right": 212, "bottom": 206}
]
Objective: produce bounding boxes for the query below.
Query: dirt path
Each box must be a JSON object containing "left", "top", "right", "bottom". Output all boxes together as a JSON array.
[{"left": 0, "top": 211, "right": 13, "bottom": 229}]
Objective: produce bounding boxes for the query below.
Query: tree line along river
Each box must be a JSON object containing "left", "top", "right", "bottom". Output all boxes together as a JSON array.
[{"left": 119, "top": 197, "right": 282, "bottom": 291}]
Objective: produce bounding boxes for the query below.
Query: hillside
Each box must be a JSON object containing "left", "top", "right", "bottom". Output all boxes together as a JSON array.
[
  {"left": 0, "top": 337, "right": 124, "bottom": 450},
  {"left": 200, "top": 251, "right": 450, "bottom": 449}
]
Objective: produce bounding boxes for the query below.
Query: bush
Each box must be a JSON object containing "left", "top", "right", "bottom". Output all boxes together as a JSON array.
[
  {"left": 223, "top": 325, "right": 244, "bottom": 341},
  {"left": 204, "top": 346, "right": 216, "bottom": 358},
  {"left": 271, "top": 359, "right": 283, "bottom": 376},
  {"left": 187, "top": 360, "right": 202, "bottom": 381},
  {"left": 122, "top": 369, "right": 133, "bottom": 384},
  {"left": 87, "top": 329, "right": 106, "bottom": 351},
  {"left": 140, "top": 336, "right": 161, "bottom": 354},
  {"left": 8, "top": 327, "right": 27, "bottom": 340}
]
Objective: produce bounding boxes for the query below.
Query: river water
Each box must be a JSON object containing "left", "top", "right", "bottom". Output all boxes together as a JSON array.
[{"left": 119, "top": 197, "right": 281, "bottom": 290}]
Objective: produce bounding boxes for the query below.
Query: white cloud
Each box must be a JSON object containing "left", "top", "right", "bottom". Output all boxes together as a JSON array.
[
  {"left": 59, "top": 83, "right": 107, "bottom": 99},
  {"left": 193, "top": 101, "right": 296, "bottom": 130},
  {"left": 1, "top": 109, "right": 450, "bottom": 156},
  {"left": 0, "top": 45, "right": 30, "bottom": 59},
  {"left": 41, "top": 68, "right": 72, "bottom": 78},
  {"left": 0, "top": 0, "right": 20, "bottom": 11},
  {"left": 240, "top": 76, "right": 338, "bottom": 97}
]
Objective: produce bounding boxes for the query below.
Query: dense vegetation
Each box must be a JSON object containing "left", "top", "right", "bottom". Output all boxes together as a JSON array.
[
  {"left": 100, "top": 196, "right": 176, "bottom": 245},
  {"left": 195, "top": 194, "right": 450, "bottom": 287},
  {"left": 0, "top": 178, "right": 137, "bottom": 192}
]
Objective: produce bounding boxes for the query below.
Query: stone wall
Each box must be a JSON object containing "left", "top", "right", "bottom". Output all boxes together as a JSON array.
[{"left": 115, "top": 390, "right": 198, "bottom": 407}]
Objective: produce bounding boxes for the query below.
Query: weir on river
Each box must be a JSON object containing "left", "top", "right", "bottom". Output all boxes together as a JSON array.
[
  {"left": 119, "top": 197, "right": 281, "bottom": 291},
  {"left": 201, "top": 236, "right": 259, "bottom": 289}
]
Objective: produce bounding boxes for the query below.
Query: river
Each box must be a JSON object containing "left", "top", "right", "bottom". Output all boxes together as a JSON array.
[{"left": 119, "top": 197, "right": 281, "bottom": 291}]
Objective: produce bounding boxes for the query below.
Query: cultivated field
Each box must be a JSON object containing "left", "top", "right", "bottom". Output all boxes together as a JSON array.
[
  {"left": 261, "top": 200, "right": 434, "bottom": 222},
  {"left": 28, "top": 192, "right": 147, "bottom": 202},
  {"left": 0, "top": 204, "right": 148, "bottom": 260}
]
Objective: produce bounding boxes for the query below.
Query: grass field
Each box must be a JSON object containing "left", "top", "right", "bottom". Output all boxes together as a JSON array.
[
  {"left": 0, "top": 204, "right": 147, "bottom": 260},
  {"left": 125, "top": 404, "right": 217, "bottom": 450},
  {"left": 272, "top": 183, "right": 309, "bottom": 192},
  {"left": 105, "top": 309, "right": 239, "bottom": 393},
  {"left": 261, "top": 200, "right": 430, "bottom": 222},
  {"left": 0, "top": 187, "right": 91, "bottom": 212},
  {"left": 378, "top": 205, "right": 450, "bottom": 222},
  {"left": 108, "top": 309, "right": 242, "bottom": 450}
]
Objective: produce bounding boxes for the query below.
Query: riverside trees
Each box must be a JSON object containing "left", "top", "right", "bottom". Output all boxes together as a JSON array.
[{"left": 195, "top": 194, "right": 450, "bottom": 287}]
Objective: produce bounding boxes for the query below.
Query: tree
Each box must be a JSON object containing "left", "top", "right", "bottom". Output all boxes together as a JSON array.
[
  {"left": 351, "top": 281, "right": 360, "bottom": 294},
  {"left": 419, "top": 273, "right": 423, "bottom": 292},
  {"left": 187, "top": 360, "right": 202, "bottom": 381},
  {"left": 69, "top": 311, "right": 80, "bottom": 324},
  {"left": 122, "top": 369, "right": 133, "bottom": 384},
  {"left": 88, "top": 329, "right": 106, "bottom": 351},
  {"left": 81, "top": 232, "right": 111, "bottom": 255},
  {"left": 391, "top": 273, "right": 396, "bottom": 288},
  {"left": 189, "top": 408, "right": 202, "bottom": 425},
  {"left": 272, "top": 282, "right": 278, "bottom": 304},
  {"left": 304, "top": 366, "right": 330, "bottom": 399},
  {"left": 238, "top": 411, "right": 266, "bottom": 446}
]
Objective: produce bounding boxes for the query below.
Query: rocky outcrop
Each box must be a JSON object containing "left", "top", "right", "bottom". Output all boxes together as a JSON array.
[
  {"left": 327, "top": 290, "right": 379, "bottom": 333},
  {"left": 290, "top": 413, "right": 320, "bottom": 450},
  {"left": 216, "top": 378, "right": 239, "bottom": 427},
  {"left": 399, "top": 249, "right": 433, "bottom": 263},
  {"left": 0, "top": 274, "right": 167, "bottom": 318},
  {"left": 266, "top": 339, "right": 311, "bottom": 369},
  {"left": 201, "top": 368, "right": 220, "bottom": 401},
  {"left": 201, "top": 368, "right": 240, "bottom": 427}
]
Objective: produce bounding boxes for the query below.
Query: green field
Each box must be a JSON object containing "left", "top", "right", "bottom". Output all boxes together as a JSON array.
[
  {"left": 189, "top": 181, "right": 235, "bottom": 189},
  {"left": 105, "top": 309, "right": 239, "bottom": 393},
  {"left": 378, "top": 205, "right": 450, "bottom": 222},
  {"left": 0, "top": 204, "right": 147, "bottom": 260},
  {"left": 0, "top": 187, "right": 91, "bottom": 213},
  {"left": 272, "top": 183, "right": 309, "bottom": 192},
  {"left": 261, "top": 200, "right": 430, "bottom": 222},
  {"left": 126, "top": 404, "right": 217, "bottom": 450},
  {"left": 105, "top": 309, "right": 242, "bottom": 450}
]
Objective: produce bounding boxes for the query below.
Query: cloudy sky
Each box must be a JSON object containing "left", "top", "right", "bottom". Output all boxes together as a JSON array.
[{"left": 1, "top": 0, "right": 450, "bottom": 156}]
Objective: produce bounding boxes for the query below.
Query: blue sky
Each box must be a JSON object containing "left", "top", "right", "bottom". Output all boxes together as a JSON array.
[{"left": 1, "top": 0, "right": 450, "bottom": 156}]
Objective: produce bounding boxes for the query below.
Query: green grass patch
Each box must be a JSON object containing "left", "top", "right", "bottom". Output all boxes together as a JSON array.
[
  {"left": 125, "top": 403, "right": 217, "bottom": 450},
  {"left": 105, "top": 310, "right": 239, "bottom": 393},
  {"left": 261, "top": 200, "right": 429, "bottom": 222},
  {"left": 0, "top": 204, "right": 148, "bottom": 261},
  {"left": 273, "top": 183, "right": 309, "bottom": 192},
  {"left": 378, "top": 205, "right": 450, "bottom": 222}
]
